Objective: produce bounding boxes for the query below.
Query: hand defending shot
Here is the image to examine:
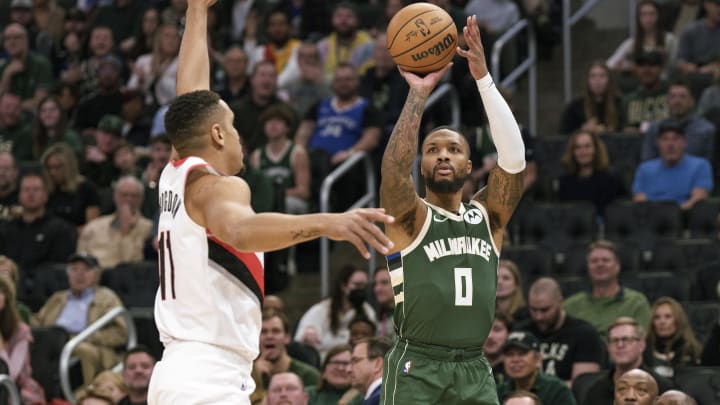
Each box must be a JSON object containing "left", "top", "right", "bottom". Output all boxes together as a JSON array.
[
  {"left": 456, "top": 15, "right": 490, "bottom": 80},
  {"left": 327, "top": 208, "right": 395, "bottom": 259}
]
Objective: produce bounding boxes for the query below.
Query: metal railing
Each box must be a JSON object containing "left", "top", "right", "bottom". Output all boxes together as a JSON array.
[
  {"left": 319, "top": 152, "right": 376, "bottom": 297},
  {"left": 60, "top": 307, "right": 137, "bottom": 403},
  {"left": 491, "top": 19, "right": 537, "bottom": 135},
  {"left": 562, "top": 0, "right": 637, "bottom": 102},
  {"left": 0, "top": 375, "right": 20, "bottom": 405}
]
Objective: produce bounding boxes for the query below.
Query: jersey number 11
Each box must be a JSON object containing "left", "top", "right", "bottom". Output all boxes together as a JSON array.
[{"left": 159, "top": 230, "right": 177, "bottom": 300}]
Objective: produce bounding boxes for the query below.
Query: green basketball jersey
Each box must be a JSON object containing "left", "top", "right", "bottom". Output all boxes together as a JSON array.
[{"left": 386, "top": 200, "right": 499, "bottom": 348}]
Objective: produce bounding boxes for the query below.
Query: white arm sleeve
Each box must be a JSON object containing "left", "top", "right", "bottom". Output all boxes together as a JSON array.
[{"left": 476, "top": 74, "right": 526, "bottom": 174}]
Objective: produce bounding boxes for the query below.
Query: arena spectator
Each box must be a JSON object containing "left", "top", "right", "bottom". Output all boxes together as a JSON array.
[
  {"left": 126, "top": 24, "right": 180, "bottom": 109},
  {"left": 317, "top": 2, "right": 374, "bottom": 82},
  {"left": 295, "top": 265, "right": 375, "bottom": 359},
  {"left": 74, "top": 56, "right": 124, "bottom": 133},
  {"left": 0, "top": 171, "right": 76, "bottom": 273},
  {"left": 0, "top": 255, "right": 30, "bottom": 322},
  {"left": 306, "top": 344, "right": 355, "bottom": 405},
  {"left": 14, "top": 96, "right": 83, "bottom": 162},
  {"left": 496, "top": 260, "right": 528, "bottom": 322},
  {"left": 516, "top": 277, "right": 604, "bottom": 385},
  {"left": 640, "top": 80, "right": 715, "bottom": 161},
  {"left": 614, "top": 369, "right": 659, "bottom": 405},
  {"left": 564, "top": 241, "right": 651, "bottom": 340},
  {"left": 632, "top": 123, "right": 713, "bottom": 209},
  {"left": 607, "top": 1, "right": 677, "bottom": 78},
  {"left": 230, "top": 60, "right": 296, "bottom": 154},
  {"left": 655, "top": 390, "right": 697, "bottom": 405},
  {"left": 485, "top": 311, "right": 512, "bottom": 385},
  {"left": 83, "top": 114, "right": 123, "bottom": 188},
  {"left": 252, "top": 310, "right": 321, "bottom": 401},
  {"left": 266, "top": 372, "right": 309, "bottom": 405},
  {"left": 497, "top": 331, "right": 577, "bottom": 404},
  {"left": 140, "top": 135, "right": 171, "bottom": 219},
  {"left": 674, "top": 0, "right": 720, "bottom": 77},
  {"left": 662, "top": 0, "right": 704, "bottom": 37},
  {"left": 347, "top": 316, "right": 375, "bottom": 347},
  {"left": 31, "top": 252, "right": 128, "bottom": 385},
  {"left": 0, "top": 23, "right": 53, "bottom": 112},
  {"left": 644, "top": 297, "right": 701, "bottom": 378},
  {"left": 247, "top": 7, "right": 300, "bottom": 89},
  {"left": 280, "top": 42, "right": 331, "bottom": 119},
  {"left": 118, "top": 346, "right": 155, "bottom": 405},
  {"left": 90, "top": 370, "right": 128, "bottom": 404},
  {"left": 503, "top": 391, "right": 542, "bottom": 405},
  {"left": 122, "top": 7, "right": 160, "bottom": 60},
  {"left": 557, "top": 131, "right": 626, "bottom": 216},
  {"left": 250, "top": 105, "right": 310, "bottom": 214},
  {"left": 620, "top": 51, "right": 669, "bottom": 131},
  {"left": 583, "top": 317, "right": 673, "bottom": 405},
  {"left": 371, "top": 267, "right": 394, "bottom": 339},
  {"left": 32, "top": 0, "right": 66, "bottom": 51},
  {"left": 0, "top": 151, "right": 20, "bottom": 221},
  {"left": 64, "top": 26, "right": 115, "bottom": 97},
  {"left": 41, "top": 143, "right": 101, "bottom": 227},
  {"left": 697, "top": 70, "right": 720, "bottom": 116},
  {"left": 0, "top": 92, "right": 32, "bottom": 154},
  {"left": 212, "top": 45, "right": 250, "bottom": 105},
  {"left": 349, "top": 337, "right": 392, "bottom": 405},
  {"left": 559, "top": 62, "right": 622, "bottom": 135},
  {"left": 77, "top": 388, "right": 114, "bottom": 405},
  {"left": 117, "top": 90, "right": 151, "bottom": 147},
  {"left": 112, "top": 140, "right": 140, "bottom": 179},
  {"left": 77, "top": 176, "right": 153, "bottom": 268}
]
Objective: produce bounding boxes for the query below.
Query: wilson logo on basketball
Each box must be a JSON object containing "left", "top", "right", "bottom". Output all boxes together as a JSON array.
[{"left": 411, "top": 33, "right": 455, "bottom": 62}]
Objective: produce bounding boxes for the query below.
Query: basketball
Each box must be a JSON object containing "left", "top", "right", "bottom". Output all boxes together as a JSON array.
[{"left": 386, "top": 3, "right": 458, "bottom": 74}]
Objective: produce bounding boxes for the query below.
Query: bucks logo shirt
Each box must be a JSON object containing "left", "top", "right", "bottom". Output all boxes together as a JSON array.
[{"left": 386, "top": 200, "right": 499, "bottom": 348}]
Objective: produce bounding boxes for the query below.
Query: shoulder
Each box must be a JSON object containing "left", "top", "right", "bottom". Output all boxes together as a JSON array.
[
  {"left": 621, "top": 287, "right": 649, "bottom": 303},
  {"left": 683, "top": 155, "right": 712, "bottom": 170},
  {"left": 187, "top": 173, "right": 250, "bottom": 205},
  {"left": 83, "top": 214, "right": 113, "bottom": 229},
  {"left": 564, "top": 292, "right": 590, "bottom": 307}
]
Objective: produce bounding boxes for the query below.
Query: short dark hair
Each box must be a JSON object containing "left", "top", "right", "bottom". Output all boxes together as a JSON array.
[
  {"left": 259, "top": 105, "right": 295, "bottom": 128},
  {"left": 658, "top": 122, "right": 686, "bottom": 137},
  {"left": 261, "top": 309, "right": 290, "bottom": 334},
  {"left": 164, "top": 90, "right": 223, "bottom": 152},
  {"left": 355, "top": 336, "right": 393, "bottom": 360},
  {"left": 20, "top": 170, "right": 49, "bottom": 191},
  {"left": 123, "top": 345, "right": 156, "bottom": 367}
]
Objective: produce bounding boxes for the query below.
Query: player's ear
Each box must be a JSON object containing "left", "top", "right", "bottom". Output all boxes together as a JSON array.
[
  {"left": 465, "top": 158, "right": 472, "bottom": 175},
  {"left": 210, "top": 123, "right": 225, "bottom": 147}
]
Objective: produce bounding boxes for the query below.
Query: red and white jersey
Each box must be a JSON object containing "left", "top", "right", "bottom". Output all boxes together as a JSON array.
[{"left": 154, "top": 156, "right": 264, "bottom": 362}]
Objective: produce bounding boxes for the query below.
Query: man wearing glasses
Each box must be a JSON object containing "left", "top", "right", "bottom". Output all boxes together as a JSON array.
[
  {"left": 582, "top": 317, "right": 673, "bottom": 405},
  {"left": 349, "top": 337, "right": 392, "bottom": 405}
]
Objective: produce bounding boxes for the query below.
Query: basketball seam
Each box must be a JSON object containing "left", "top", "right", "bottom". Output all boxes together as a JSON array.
[
  {"left": 388, "top": 9, "right": 449, "bottom": 50},
  {"left": 390, "top": 20, "right": 455, "bottom": 59}
]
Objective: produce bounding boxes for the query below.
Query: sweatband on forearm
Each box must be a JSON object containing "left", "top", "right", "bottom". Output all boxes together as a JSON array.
[{"left": 476, "top": 74, "right": 526, "bottom": 174}]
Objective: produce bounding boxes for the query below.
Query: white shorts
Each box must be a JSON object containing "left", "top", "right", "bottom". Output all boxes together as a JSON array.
[{"left": 148, "top": 341, "right": 255, "bottom": 405}]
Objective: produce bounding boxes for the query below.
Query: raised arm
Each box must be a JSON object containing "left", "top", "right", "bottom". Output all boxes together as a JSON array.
[
  {"left": 380, "top": 65, "right": 451, "bottom": 250},
  {"left": 459, "top": 16, "right": 525, "bottom": 248},
  {"left": 189, "top": 174, "right": 394, "bottom": 259},
  {"left": 177, "top": 0, "right": 216, "bottom": 95}
]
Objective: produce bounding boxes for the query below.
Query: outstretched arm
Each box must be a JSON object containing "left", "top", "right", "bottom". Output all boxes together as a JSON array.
[
  {"left": 380, "top": 64, "right": 451, "bottom": 250},
  {"left": 459, "top": 16, "right": 525, "bottom": 249},
  {"left": 176, "top": 0, "right": 216, "bottom": 95}
]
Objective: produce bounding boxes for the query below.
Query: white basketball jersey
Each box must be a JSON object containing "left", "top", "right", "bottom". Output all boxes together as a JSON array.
[{"left": 154, "top": 156, "right": 264, "bottom": 361}]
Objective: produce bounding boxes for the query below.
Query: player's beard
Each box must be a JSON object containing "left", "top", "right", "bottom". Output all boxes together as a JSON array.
[{"left": 425, "top": 172, "right": 466, "bottom": 194}]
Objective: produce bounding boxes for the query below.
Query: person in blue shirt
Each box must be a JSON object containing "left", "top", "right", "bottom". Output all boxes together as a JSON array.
[{"left": 632, "top": 123, "right": 713, "bottom": 210}]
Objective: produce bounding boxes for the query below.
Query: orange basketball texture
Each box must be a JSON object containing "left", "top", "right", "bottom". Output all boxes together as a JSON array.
[{"left": 386, "top": 3, "right": 458, "bottom": 74}]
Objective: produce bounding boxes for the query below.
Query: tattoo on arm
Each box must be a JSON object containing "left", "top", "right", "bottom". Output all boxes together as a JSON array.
[
  {"left": 487, "top": 167, "right": 523, "bottom": 208},
  {"left": 381, "top": 90, "right": 426, "bottom": 228},
  {"left": 291, "top": 229, "right": 321, "bottom": 240}
]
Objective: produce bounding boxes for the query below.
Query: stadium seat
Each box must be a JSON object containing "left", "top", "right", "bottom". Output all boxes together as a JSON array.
[
  {"left": 694, "top": 261, "right": 720, "bottom": 301},
  {"left": 31, "top": 326, "right": 69, "bottom": 400},
  {"left": 683, "top": 302, "right": 720, "bottom": 344},
  {"left": 571, "top": 371, "right": 606, "bottom": 405},
  {"left": 129, "top": 308, "right": 163, "bottom": 361},
  {"left": 499, "top": 245, "right": 553, "bottom": 288},
  {"left": 556, "top": 275, "right": 589, "bottom": 298},
  {"left": 101, "top": 261, "right": 158, "bottom": 308},
  {"left": 672, "top": 367, "right": 720, "bottom": 405},
  {"left": 534, "top": 136, "right": 568, "bottom": 182},
  {"left": 605, "top": 201, "right": 682, "bottom": 250},
  {"left": 518, "top": 201, "right": 596, "bottom": 254},
  {"left": 601, "top": 133, "right": 643, "bottom": 190},
  {"left": 23, "top": 264, "right": 69, "bottom": 312},
  {"left": 560, "top": 242, "right": 640, "bottom": 275},
  {"left": 686, "top": 199, "right": 720, "bottom": 239},
  {"left": 621, "top": 272, "right": 690, "bottom": 303}
]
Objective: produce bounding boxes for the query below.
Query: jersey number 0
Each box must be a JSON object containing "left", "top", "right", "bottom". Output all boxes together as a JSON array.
[
  {"left": 159, "top": 230, "right": 177, "bottom": 300},
  {"left": 454, "top": 267, "right": 473, "bottom": 306}
]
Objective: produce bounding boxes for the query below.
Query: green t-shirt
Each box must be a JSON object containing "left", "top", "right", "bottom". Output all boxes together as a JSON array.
[
  {"left": 288, "top": 358, "right": 321, "bottom": 389},
  {"left": 497, "top": 371, "right": 577, "bottom": 405},
  {"left": 306, "top": 386, "right": 357, "bottom": 405},
  {"left": 564, "top": 286, "right": 651, "bottom": 341},
  {"left": 621, "top": 83, "right": 669, "bottom": 128},
  {"left": 387, "top": 200, "right": 498, "bottom": 347},
  {"left": 0, "top": 52, "right": 53, "bottom": 101}
]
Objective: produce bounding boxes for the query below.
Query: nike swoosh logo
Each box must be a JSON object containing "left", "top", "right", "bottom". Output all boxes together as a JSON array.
[{"left": 433, "top": 215, "right": 448, "bottom": 222}]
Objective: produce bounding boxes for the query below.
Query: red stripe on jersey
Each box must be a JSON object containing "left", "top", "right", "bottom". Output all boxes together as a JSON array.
[
  {"left": 207, "top": 233, "right": 265, "bottom": 296},
  {"left": 171, "top": 157, "right": 191, "bottom": 167}
]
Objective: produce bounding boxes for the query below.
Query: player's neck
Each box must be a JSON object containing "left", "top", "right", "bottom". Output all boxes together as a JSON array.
[{"left": 425, "top": 192, "right": 462, "bottom": 214}]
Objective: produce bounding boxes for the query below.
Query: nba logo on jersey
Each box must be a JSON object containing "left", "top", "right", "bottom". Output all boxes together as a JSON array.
[
  {"left": 463, "top": 208, "right": 483, "bottom": 224},
  {"left": 403, "top": 360, "right": 413, "bottom": 374}
]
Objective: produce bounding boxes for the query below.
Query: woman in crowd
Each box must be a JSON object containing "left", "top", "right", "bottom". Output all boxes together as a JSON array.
[
  {"left": 557, "top": 131, "right": 626, "bottom": 217},
  {"left": 89, "top": 370, "right": 127, "bottom": 404},
  {"left": 127, "top": 24, "right": 180, "bottom": 108},
  {"left": 0, "top": 256, "right": 31, "bottom": 322},
  {"left": 645, "top": 297, "right": 702, "bottom": 378},
  {"left": 559, "top": 62, "right": 621, "bottom": 135},
  {"left": 0, "top": 276, "right": 45, "bottom": 405},
  {"left": 14, "top": 96, "right": 82, "bottom": 161},
  {"left": 607, "top": 0, "right": 676, "bottom": 74},
  {"left": 124, "top": 7, "right": 161, "bottom": 61},
  {"left": 294, "top": 265, "right": 375, "bottom": 359},
  {"left": 41, "top": 143, "right": 101, "bottom": 227},
  {"left": 495, "top": 260, "right": 528, "bottom": 322},
  {"left": 306, "top": 344, "right": 358, "bottom": 405}
]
